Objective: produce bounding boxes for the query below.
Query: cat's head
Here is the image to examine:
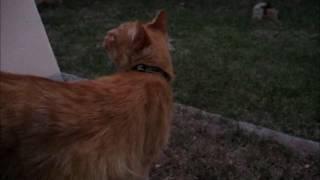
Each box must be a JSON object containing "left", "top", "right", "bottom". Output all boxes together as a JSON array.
[{"left": 103, "top": 10, "right": 174, "bottom": 80}]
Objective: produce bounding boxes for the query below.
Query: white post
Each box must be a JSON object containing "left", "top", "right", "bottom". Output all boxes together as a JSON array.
[{"left": 0, "top": 0, "right": 61, "bottom": 78}]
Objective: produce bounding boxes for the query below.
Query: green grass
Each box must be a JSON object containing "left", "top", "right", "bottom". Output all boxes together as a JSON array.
[{"left": 39, "top": 0, "right": 320, "bottom": 140}]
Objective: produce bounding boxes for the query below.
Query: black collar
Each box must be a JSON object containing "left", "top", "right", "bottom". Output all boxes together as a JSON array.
[{"left": 132, "top": 64, "right": 171, "bottom": 82}]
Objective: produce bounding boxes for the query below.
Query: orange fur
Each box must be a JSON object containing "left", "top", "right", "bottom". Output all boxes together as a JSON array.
[{"left": 0, "top": 10, "right": 174, "bottom": 180}]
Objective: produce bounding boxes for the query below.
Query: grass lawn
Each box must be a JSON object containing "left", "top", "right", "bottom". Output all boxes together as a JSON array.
[{"left": 39, "top": 0, "right": 320, "bottom": 141}]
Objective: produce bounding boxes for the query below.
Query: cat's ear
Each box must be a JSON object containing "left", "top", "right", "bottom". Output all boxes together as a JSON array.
[
  {"left": 147, "top": 10, "right": 167, "bottom": 34},
  {"left": 131, "top": 22, "right": 150, "bottom": 51},
  {"left": 103, "top": 30, "right": 116, "bottom": 50}
]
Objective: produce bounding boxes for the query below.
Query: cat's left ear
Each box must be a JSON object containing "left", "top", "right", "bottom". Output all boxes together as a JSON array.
[
  {"left": 147, "top": 10, "right": 167, "bottom": 34},
  {"left": 131, "top": 23, "right": 151, "bottom": 51}
]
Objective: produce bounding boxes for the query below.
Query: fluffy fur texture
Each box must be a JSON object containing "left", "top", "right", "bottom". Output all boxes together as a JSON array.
[{"left": 0, "top": 10, "right": 174, "bottom": 180}]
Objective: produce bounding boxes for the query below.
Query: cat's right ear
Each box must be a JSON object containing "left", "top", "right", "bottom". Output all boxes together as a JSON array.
[{"left": 147, "top": 10, "right": 167, "bottom": 34}]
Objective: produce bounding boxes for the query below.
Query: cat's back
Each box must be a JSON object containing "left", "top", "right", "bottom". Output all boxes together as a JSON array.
[
  {"left": 0, "top": 71, "right": 67, "bottom": 109},
  {"left": 0, "top": 71, "right": 63, "bottom": 93}
]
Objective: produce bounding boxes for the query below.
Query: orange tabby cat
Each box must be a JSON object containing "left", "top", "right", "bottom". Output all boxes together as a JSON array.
[{"left": 0, "top": 10, "right": 174, "bottom": 180}]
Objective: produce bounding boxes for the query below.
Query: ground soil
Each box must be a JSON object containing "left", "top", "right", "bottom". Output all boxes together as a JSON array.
[{"left": 150, "top": 104, "right": 320, "bottom": 180}]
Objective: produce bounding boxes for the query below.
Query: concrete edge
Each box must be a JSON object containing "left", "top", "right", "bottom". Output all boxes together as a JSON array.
[{"left": 175, "top": 103, "right": 320, "bottom": 158}]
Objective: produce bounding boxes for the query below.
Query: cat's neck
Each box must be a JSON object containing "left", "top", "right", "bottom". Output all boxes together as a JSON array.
[
  {"left": 117, "top": 53, "right": 173, "bottom": 82},
  {"left": 131, "top": 64, "right": 171, "bottom": 82}
]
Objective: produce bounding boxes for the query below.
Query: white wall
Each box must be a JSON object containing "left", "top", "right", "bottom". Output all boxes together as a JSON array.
[{"left": 0, "top": 0, "right": 60, "bottom": 77}]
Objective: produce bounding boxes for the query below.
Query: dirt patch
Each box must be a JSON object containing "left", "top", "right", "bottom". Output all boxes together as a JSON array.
[{"left": 150, "top": 104, "right": 320, "bottom": 180}]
